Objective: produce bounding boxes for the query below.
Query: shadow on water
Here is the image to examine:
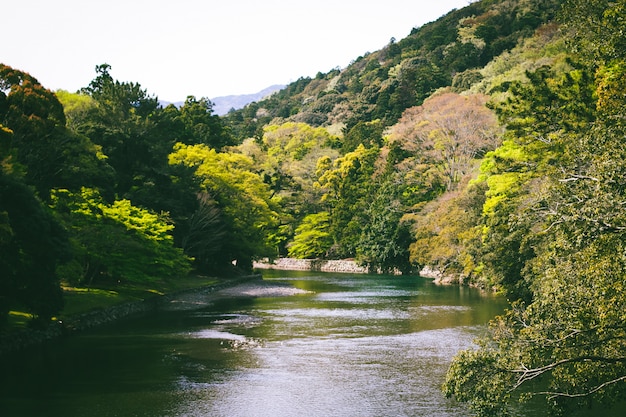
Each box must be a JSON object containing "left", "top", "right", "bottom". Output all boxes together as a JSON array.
[{"left": 1, "top": 272, "right": 621, "bottom": 416}]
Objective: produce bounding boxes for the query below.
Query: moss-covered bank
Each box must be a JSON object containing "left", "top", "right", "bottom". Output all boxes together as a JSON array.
[{"left": 0, "top": 275, "right": 260, "bottom": 356}]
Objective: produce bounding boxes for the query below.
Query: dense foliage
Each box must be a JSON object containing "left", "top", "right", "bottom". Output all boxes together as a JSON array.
[
  {"left": 441, "top": 1, "right": 626, "bottom": 415},
  {"left": 2, "top": 0, "right": 626, "bottom": 414}
]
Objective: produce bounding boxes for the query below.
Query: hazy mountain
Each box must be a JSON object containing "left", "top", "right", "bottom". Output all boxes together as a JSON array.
[
  {"left": 160, "top": 84, "right": 285, "bottom": 115},
  {"left": 211, "top": 84, "right": 285, "bottom": 115}
]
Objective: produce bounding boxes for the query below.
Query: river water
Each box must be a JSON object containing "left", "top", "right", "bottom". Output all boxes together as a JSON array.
[{"left": 1, "top": 272, "right": 515, "bottom": 416}]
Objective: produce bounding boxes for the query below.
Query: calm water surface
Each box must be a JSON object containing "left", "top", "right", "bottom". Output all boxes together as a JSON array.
[{"left": 2, "top": 272, "right": 511, "bottom": 416}]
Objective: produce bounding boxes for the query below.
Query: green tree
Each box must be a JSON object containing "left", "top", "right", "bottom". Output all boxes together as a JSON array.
[
  {"left": 180, "top": 192, "right": 226, "bottom": 272},
  {"left": 176, "top": 96, "right": 234, "bottom": 149},
  {"left": 55, "top": 89, "right": 98, "bottom": 133},
  {"left": 52, "top": 188, "right": 191, "bottom": 286},
  {"left": 316, "top": 144, "right": 379, "bottom": 258},
  {"left": 356, "top": 179, "right": 413, "bottom": 274},
  {"left": 287, "top": 212, "right": 333, "bottom": 259},
  {"left": 477, "top": 63, "right": 596, "bottom": 300},
  {"left": 236, "top": 122, "right": 340, "bottom": 254},
  {"left": 407, "top": 177, "right": 486, "bottom": 281},
  {"left": 341, "top": 119, "right": 384, "bottom": 153},
  {"left": 78, "top": 64, "right": 165, "bottom": 197},
  {"left": 168, "top": 143, "right": 278, "bottom": 271},
  {"left": 443, "top": 2, "right": 626, "bottom": 414},
  {"left": 0, "top": 64, "right": 111, "bottom": 197},
  {"left": 0, "top": 175, "right": 70, "bottom": 327}
]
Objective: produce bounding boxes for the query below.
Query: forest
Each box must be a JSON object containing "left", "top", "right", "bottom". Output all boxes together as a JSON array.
[{"left": 1, "top": 0, "right": 626, "bottom": 414}]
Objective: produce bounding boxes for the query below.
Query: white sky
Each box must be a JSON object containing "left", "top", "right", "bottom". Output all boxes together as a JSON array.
[{"left": 3, "top": 0, "right": 472, "bottom": 102}]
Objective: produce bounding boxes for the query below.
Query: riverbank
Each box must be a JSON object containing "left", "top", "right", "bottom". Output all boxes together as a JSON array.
[
  {"left": 254, "top": 258, "right": 369, "bottom": 273},
  {"left": 254, "top": 257, "right": 449, "bottom": 281},
  {"left": 162, "top": 279, "right": 312, "bottom": 311},
  {"left": 0, "top": 274, "right": 262, "bottom": 356}
]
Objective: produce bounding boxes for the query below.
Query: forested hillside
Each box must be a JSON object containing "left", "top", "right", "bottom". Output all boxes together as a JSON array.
[{"left": 2, "top": 0, "right": 626, "bottom": 413}]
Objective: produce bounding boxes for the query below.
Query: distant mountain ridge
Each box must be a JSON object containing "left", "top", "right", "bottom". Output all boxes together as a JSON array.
[
  {"left": 211, "top": 84, "right": 285, "bottom": 115},
  {"left": 160, "top": 84, "right": 285, "bottom": 115}
]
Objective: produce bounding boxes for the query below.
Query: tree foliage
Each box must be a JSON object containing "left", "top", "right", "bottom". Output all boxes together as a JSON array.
[
  {"left": 0, "top": 175, "right": 70, "bottom": 326},
  {"left": 316, "top": 144, "right": 379, "bottom": 258},
  {"left": 443, "top": 2, "right": 626, "bottom": 414},
  {"left": 287, "top": 212, "right": 333, "bottom": 259},
  {"left": 389, "top": 92, "right": 501, "bottom": 191},
  {"left": 168, "top": 143, "right": 278, "bottom": 271},
  {"left": 0, "top": 64, "right": 112, "bottom": 197},
  {"left": 51, "top": 188, "right": 191, "bottom": 286}
]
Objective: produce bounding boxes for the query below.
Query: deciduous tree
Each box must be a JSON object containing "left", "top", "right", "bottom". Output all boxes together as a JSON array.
[{"left": 168, "top": 143, "right": 278, "bottom": 271}]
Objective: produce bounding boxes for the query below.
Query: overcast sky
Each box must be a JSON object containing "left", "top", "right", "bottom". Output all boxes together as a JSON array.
[{"left": 3, "top": 0, "right": 472, "bottom": 101}]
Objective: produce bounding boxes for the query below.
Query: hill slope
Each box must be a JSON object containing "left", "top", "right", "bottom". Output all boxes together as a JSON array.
[
  {"left": 225, "top": 0, "right": 562, "bottom": 139},
  {"left": 211, "top": 84, "right": 285, "bottom": 115}
]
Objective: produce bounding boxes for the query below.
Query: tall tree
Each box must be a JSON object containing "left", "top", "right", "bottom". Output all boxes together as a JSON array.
[
  {"left": 316, "top": 144, "right": 379, "bottom": 258},
  {"left": 0, "top": 64, "right": 111, "bottom": 197},
  {"left": 78, "top": 64, "right": 164, "bottom": 197},
  {"left": 168, "top": 143, "right": 278, "bottom": 272},
  {"left": 443, "top": 2, "right": 626, "bottom": 414},
  {"left": 0, "top": 175, "right": 70, "bottom": 327},
  {"left": 356, "top": 179, "right": 414, "bottom": 274},
  {"left": 388, "top": 92, "right": 501, "bottom": 191},
  {"left": 177, "top": 96, "right": 234, "bottom": 149},
  {"left": 52, "top": 188, "right": 190, "bottom": 287}
]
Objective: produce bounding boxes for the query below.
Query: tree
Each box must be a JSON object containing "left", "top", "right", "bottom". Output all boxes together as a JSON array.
[
  {"left": 168, "top": 143, "right": 278, "bottom": 271},
  {"left": 180, "top": 192, "right": 226, "bottom": 272},
  {"left": 356, "top": 179, "right": 414, "bottom": 274},
  {"left": 176, "top": 96, "right": 234, "bottom": 149},
  {"left": 52, "top": 188, "right": 191, "bottom": 286},
  {"left": 443, "top": 2, "right": 626, "bottom": 414},
  {"left": 315, "top": 144, "right": 379, "bottom": 258},
  {"left": 235, "top": 122, "right": 340, "bottom": 255},
  {"left": 0, "top": 175, "right": 70, "bottom": 327},
  {"left": 77, "top": 64, "right": 165, "bottom": 197},
  {"left": 0, "top": 64, "right": 111, "bottom": 197},
  {"left": 477, "top": 63, "right": 596, "bottom": 300},
  {"left": 406, "top": 177, "right": 486, "bottom": 281},
  {"left": 287, "top": 212, "right": 333, "bottom": 259},
  {"left": 341, "top": 119, "right": 384, "bottom": 153},
  {"left": 388, "top": 92, "right": 501, "bottom": 191}
]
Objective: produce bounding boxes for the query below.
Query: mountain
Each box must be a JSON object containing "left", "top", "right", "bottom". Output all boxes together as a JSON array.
[
  {"left": 211, "top": 84, "right": 285, "bottom": 115},
  {"left": 224, "top": 0, "right": 562, "bottom": 139},
  {"left": 159, "top": 84, "right": 285, "bottom": 114}
]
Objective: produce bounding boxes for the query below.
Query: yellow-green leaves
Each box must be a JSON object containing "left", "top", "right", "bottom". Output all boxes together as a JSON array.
[
  {"left": 169, "top": 143, "right": 278, "bottom": 263},
  {"left": 287, "top": 212, "right": 332, "bottom": 259},
  {"left": 51, "top": 188, "right": 190, "bottom": 285}
]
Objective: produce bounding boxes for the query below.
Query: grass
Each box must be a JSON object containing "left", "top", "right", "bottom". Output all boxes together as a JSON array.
[
  {"left": 4, "top": 274, "right": 222, "bottom": 332},
  {"left": 61, "top": 274, "right": 221, "bottom": 317},
  {"left": 61, "top": 287, "right": 127, "bottom": 317},
  {"left": 7, "top": 311, "right": 33, "bottom": 330}
]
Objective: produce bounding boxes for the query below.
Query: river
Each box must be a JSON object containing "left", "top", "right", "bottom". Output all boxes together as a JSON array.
[{"left": 0, "top": 272, "right": 540, "bottom": 416}]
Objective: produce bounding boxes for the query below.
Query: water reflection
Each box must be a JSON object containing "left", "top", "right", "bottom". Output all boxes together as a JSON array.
[{"left": 1, "top": 273, "right": 509, "bottom": 417}]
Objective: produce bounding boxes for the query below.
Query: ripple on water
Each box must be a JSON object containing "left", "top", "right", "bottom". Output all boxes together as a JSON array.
[
  {"left": 315, "top": 289, "right": 418, "bottom": 303},
  {"left": 171, "top": 327, "right": 480, "bottom": 417},
  {"left": 262, "top": 307, "right": 411, "bottom": 321}
]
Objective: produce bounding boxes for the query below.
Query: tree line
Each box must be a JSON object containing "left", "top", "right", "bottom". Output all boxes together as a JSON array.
[{"left": 1, "top": 0, "right": 625, "bottom": 413}]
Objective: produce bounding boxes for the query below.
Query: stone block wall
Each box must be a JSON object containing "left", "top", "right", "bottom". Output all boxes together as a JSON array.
[{"left": 254, "top": 258, "right": 369, "bottom": 274}]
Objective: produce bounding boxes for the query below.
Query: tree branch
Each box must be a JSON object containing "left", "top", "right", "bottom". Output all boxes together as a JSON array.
[
  {"left": 558, "top": 174, "right": 599, "bottom": 182},
  {"left": 511, "top": 355, "right": 626, "bottom": 389},
  {"left": 539, "top": 375, "right": 626, "bottom": 400}
]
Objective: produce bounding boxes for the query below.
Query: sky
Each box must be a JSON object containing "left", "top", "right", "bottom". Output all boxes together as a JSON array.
[{"left": 4, "top": 0, "right": 473, "bottom": 102}]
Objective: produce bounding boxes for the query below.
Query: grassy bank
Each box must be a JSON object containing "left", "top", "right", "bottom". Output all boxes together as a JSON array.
[{"left": 7, "top": 274, "right": 221, "bottom": 331}]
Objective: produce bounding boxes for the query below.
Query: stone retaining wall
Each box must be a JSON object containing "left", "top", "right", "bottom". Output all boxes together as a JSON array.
[
  {"left": 254, "top": 258, "right": 450, "bottom": 278},
  {"left": 254, "top": 258, "right": 369, "bottom": 274}
]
